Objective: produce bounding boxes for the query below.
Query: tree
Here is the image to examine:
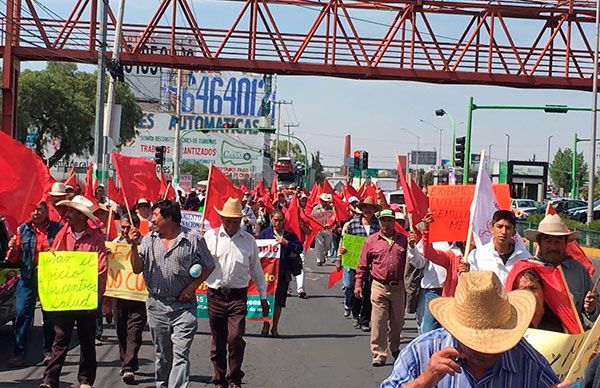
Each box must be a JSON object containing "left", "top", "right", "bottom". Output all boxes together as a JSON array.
[
  {"left": 272, "top": 139, "right": 306, "bottom": 164},
  {"left": 16, "top": 62, "right": 142, "bottom": 167},
  {"left": 179, "top": 161, "right": 209, "bottom": 185},
  {"left": 549, "top": 148, "right": 588, "bottom": 196},
  {"left": 311, "top": 151, "right": 325, "bottom": 183}
]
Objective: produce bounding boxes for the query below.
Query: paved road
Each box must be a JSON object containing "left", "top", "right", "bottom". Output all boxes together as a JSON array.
[{"left": 0, "top": 258, "right": 417, "bottom": 388}]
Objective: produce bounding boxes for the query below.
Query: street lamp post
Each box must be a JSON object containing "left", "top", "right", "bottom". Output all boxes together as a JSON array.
[
  {"left": 436, "top": 109, "right": 456, "bottom": 167},
  {"left": 505, "top": 133, "right": 510, "bottom": 161},
  {"left": 587, "top": 0, "right": 600, "bottom": 223},
  {"left": 401, "top": 127, "right": 420, "bottom": 181},
  {"left": 420, "top": 119, "right": 443, "bottom": 166},
  {"left": 547, "top": 135, "right": 554, "bottom": 163}
]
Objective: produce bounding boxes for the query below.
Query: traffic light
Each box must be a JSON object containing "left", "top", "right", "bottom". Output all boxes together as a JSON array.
[
  {"left": 353, "top": 150, "right": 361, "bottom": 169},
  {"left": 362, "top": 151, "right": 369, "bottom": 170},
  {"left": 455, "top": 137, "right": 465, "bottom": 167},
  {"left": 155, "top": 145, "right": 165, "bottom": 166}
]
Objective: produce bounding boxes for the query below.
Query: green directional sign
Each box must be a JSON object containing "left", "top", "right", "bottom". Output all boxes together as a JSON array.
[
  {"left": 349, "top": 167, "right": 361, "bottom": 177},
  {"left": 366, "top": 168, "right": 379, "bottom": 177}
]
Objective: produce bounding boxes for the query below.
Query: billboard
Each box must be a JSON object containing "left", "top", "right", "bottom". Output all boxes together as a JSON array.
[{"left": 120, "top": 111, "right": 269, "bottom": 180}]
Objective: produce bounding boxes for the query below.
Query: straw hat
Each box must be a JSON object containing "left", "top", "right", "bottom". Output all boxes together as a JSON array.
[
  {"left": 48, "top": 182, "right": 67, "bottom": 197},
  {"left": 358, "top": 196, "right": 382, "bottom": 211},
  {"left": 215, "top": 197, "right": 243, "bottom": 218},
  {"left": 56, "top": 195, "right": 99, "bottom": 226},
  {"left": 524, "top": 213, "right": 581, "bottom": 241},
  {"left": 319, "top": 193, "right": 332, "bottom": 202},
  {"left": 429, "top": 271, "right": 535, "bottom": 354}
]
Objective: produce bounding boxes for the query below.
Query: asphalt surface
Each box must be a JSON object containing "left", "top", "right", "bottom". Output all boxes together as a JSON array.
[{"left": 0, "top": 255, "right": 418, "bottom": 388}]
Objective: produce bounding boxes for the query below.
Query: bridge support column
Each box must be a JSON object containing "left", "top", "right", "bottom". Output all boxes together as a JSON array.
[{"left": 2, "top": 0, "right": 21, "bottom": 138}]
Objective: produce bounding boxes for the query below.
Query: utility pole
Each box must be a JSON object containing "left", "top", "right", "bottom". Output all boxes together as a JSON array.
[
  {"left": 273, "top": 100, "right": 292, "bottom": 161},
  {"left": 173, "top": 69, "right": 183, "bottom": 184},
  {"left": 284, "top": 122, "right": 299, "bottom": 156},
  {"left": 505, "top": 133, "right": 510, "bottom": 161},
  {"left": 101, "top": 0, "right": 126, "bottom": 187},
  {"left": 547, "top": 135, "right": 554, "bottom": 163},
  {"left": 93, "top": 0, "right": 108, "bottom": 182},
  {"left": 588, "top": 0, "right": 600, "bottom": 224}
]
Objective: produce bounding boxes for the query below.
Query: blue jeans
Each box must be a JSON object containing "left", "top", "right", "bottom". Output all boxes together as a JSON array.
[
  {"left": 14, "top": 278, "right": 55, "bottom": 355},
  {"left": 415, "top": 288, "right": 442, "bottom": 335},
  {"left": 342, "top": 267, "right": 355, "bottom": 310}
]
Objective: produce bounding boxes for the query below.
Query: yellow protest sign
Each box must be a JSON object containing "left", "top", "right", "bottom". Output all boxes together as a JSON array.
[
  {"left": 566, "top": 316, "right": 600, "bottom": 381},
  {"left": 38, "top": 251, "right": 98, "bottom": 311},
  {"left": 104, "top": 242, "right": 148, "bottom": 302},
  {"left": 341, "top": 234, "right": 367, "bottom": 270},
  {"left": 524, "top": 328, "right": 591, "bottom": 380}
]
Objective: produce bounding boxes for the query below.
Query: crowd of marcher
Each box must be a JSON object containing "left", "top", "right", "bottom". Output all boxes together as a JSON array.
[{"left": 2, "top": 174, "right": 600, "bottom": 388}]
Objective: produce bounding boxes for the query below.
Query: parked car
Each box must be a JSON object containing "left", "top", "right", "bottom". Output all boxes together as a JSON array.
[
  {"left": 511, "top": 198, "right": 538, "bottom": 219},
  {"left": 567, "top": 199, "right": 600, "bottom": 219},
  {"left": 569, "top": 202, "right": 600, "bottom": 222},
  {"left": 534, "top": 199, "right": 587, "bottom": 216},
  {"left": 274, "top": 157, "right": 294, "bottom": 174}
]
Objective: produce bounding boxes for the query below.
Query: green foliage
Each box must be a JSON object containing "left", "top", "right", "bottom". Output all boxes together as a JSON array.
[
  {"left": 16, "top": 62, "right": 142, "bottom": 167},
  {"left": 311, "top": 151, "right": 325, "bottom": 184},
  {"left": 549, "top": 148, "right": 588, "bottom": 196},
  {"left": 526, "top": 212, "right": 600, "bottom": 232},
  {"left": 273, "top": 139, "right": 306, "bottom": 164},
  {"left": 179, "top": 161, "right": 209, "bottom": 184}
]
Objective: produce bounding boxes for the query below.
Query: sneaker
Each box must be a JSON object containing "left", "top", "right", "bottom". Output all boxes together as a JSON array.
[
  {"left": 8, "top": 355, "right": 26, "bottom": 368},
  {"left": 316, "top": 262, "right": 323, "bottom": 266},
  {"left": 372, "top": 359, "right": 386, "bottom": 367},
  {"left": 39, "top": 384, "right": 51, "bottom": 388},
  {"left": 122, "top": 371, "right": 135, "bottom": 384},
  {"left": 298, "top": 292, "right": 308, "bottom": 299},
  {"left": 42, "top": 354, "right": 52, "bottom": 366},
  {"left": 80, "top": 384, "right": 92, "bottom": 388},
  {"left": 353, "top": 320, "right": 361, "bottom": 329},
  {"left": 360, "top": 325, "right": 371, "bottom": 332},
  {"left": 343, "top": 308, "right": 351, "bottom": 318}
]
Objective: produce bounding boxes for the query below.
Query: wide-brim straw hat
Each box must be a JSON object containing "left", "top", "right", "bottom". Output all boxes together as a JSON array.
[
  {"left": 48, "top": 182, "right": 67, "bottom": 197},
  {"left": 358, "top": 196, "right": 381, "bottom": 211},
  {"left": 429, "top": 271, "right": 535, "bottom": 354},
  {"left": 56, "top": 195, "right": 100, "bottom": 226},
  {"left": 215, "top": 197, "right": 243, "bottom": 218},
  {"left": 524, "top": 213, "right": 581, "bottom": 241},
  {"left": 319, "top": 193, "right": 332, "bottom": 202}
]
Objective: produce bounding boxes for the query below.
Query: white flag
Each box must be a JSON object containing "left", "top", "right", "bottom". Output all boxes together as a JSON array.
[{"left": 469, "top": 151, "right": 528, "bottom": 251}]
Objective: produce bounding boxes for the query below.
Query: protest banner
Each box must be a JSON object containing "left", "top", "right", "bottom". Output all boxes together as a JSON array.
[
  {"left": 428, "top": 184, "right": 510, "bottom": 242},
  {"left": 181, "top": 210, "right": 211, "bottom": 231},
  {"left": 524, "top": 328, "right": 599, "bottom": 381},
  {"left": 196, "top": 239, "right": 280, "bottom": 320},
  {"left": 312, "top": 210, "right": 334, "bottom": 226},
  {"left": 566, "top": 316, "right": 600, "bottom": 381},
  {"left": 341, "top": 234, "right": 367, "bottom": 270},
  {"left": 38, "top": 252, "right": 98, "bottom": 311},
  {"left": 104, "top": 242, "right": 148, "bottom": 302}
]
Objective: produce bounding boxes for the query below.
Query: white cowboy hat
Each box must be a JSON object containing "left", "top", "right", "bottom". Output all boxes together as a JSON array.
[
  {"left": 215, "top": 197, "right": 243, "bottom": 218},
  {"left": 524, "top": 213, "right": 581, "bottom": 241},
  {"left": 48, "top": 182, "right": 67, "bottom": 197},
  {"left": 56, "top": 195, "right": 100, "bottom": 226},
  {"left": 319, "top": 193, "right": 332, "bottom": 202},
  {"left": 429, "top": 271, "right": 535, "bottom": 354}
]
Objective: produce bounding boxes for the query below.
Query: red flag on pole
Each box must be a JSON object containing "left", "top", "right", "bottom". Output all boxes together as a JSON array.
[
  {"left": 506, "top": 260, "right": 584, "bottom": 334},
  {"left": 107, "top": 177, "right": 124, "bottom": 207},
  {"left": 83, "top": 163, "right": 96, "bottom": 201},
  {"left": 299, "top": 210, "right": 323, "bottom": 251},
  {"left": 544, "top": 203, "right": 595, "bottom": 276},
  {"left": 159, "top": 171, "right": 177, "bottom": 201},
  {"left": 328, "top": 269, "right": 343, "bottom": 288},
  {"left": 64, "top": 166, "right": 79, "bottom": 191},
  {"left": 284, "top": 195, "right": 304, "bottom": 243},
  {"left": 253, "top": 180, "right": 266, "bottom": 198},
  {"left": 112, "top": 153, "right": 161, "bottom": 207},
  {"left": 344, "top": 180, "right": 361, "bottom": 200},
  {"left": 305, "top": 182, "right": 322, "bottom": 215},
  {"left": 0, "top": 131, "right": 55, "bottom": 233},
  {"left": 270, "top": 175, "right": 278, "bottom": 202},
  {"left": 204, "top": 165, "right": 244, "bottom": 228}
]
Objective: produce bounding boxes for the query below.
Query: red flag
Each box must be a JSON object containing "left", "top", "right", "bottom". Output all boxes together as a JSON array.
[
  {"left": 284, "top": 195, "right": 304, "bottom": 243},
  {"left": 0, "top": 131, "right": 55, "bottom": 233},
  {"left": 344, "top": 180, "right": 361, "bottom": 200},
  {"left": 83, "top": 163, "right": 96, "bottom": 201},
  {"left": 253, "top": 180, "right": 266, "bottom": 198},
  {"left": 328, "top": 269, "right": 343, "bottom": 288},
  {"left": 112, "top": 153, "right": 161, "bottom": 207},
  {"left": 305, "top": 182, "right": 322, "bottom": 215},
  {"left": 270, "top": 175, "right": 278, "bottom": 202},
  {"left": 321, "top": 179, "right": 335, "bottom": 195},
  {"left": 64, "top": 166, "right": 79, "bottom": 191},
  {"left": 545, "top": 203, "right": 595, "bottom": 276},
  {"left": 408, "top": 177, "right": 429, "bottom": 224},
  {"left": 107, "top": 177, "right": 124, "bottom": 207},
  {"left": 159, "top": 171, "right": 177, "bottom": 201},
  {"left": 506, "top": 260, "right": 584, "bottom": 334},
  {"left": 204, "top": 165, "right": 244, "bottom": 228},
  {"left": 357, "top": 181, "right": 367, "bottom": 198},
  {"left": 299, "top": 210, "right": 323, "bottom": 251},
  {"left": 377, "top": 187, "right": 389, "bottom": 208},
  {"left": 331, "top": 191, "right": 351, "bottom": 222},
  {"left": 239, "top": 181, "right": 250, "bottom": 194}
]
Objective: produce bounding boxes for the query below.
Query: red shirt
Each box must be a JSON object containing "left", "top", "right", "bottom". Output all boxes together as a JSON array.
[
  {"left": 356, "top": 231, "right": 407, "bottom": 286},
  {"left": 7, "top": 222, "right": 50, "bottom": 265},
  {"left": 422, "top": 230, "right": 462, "bottom": 297},
  {"left": 52, "top": 225, "right": 108, "bottom": 295}
]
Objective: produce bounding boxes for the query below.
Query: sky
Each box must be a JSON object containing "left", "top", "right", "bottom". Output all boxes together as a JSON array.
[{"left": 17, "top": 0, "right": 600, "bottom": 169}]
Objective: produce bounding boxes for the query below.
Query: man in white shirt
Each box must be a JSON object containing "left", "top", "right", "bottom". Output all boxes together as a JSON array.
[
  {"left": 467, "top": 210, "right": 531, "bottom": 286},
  {"left": 204, "top": 197, "right": 269, "bottom": 388}
]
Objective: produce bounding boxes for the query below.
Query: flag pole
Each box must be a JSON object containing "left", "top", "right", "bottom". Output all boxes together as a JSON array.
[
  {"left": 463, "top": 149, "right": 487, "bottom": 261},
  {"left": 199, "top": 164, "right": 214, "bottom": 231},
  {"left": 559, "top": 265, "right": 585, "bottom": 334},
  {"left": 106, "top": 203, "right": 113, "bottom": 240}
]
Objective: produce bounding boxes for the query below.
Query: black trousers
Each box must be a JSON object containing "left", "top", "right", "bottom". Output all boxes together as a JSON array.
[
  {"left": 43, "top": 310, "right": 97, "bottom": 388},
  {"left": 114, "top": 298, "right": 147, "bottom": 372}
]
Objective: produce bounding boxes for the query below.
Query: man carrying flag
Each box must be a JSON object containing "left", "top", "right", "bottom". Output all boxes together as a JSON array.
[{"left": 524, "top": 214, "right": 598, "bottom": 329}]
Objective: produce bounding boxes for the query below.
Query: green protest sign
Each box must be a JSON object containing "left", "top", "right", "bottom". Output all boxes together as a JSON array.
[
  {"left": 341, "top": 234, "right": 367, "bottom": 270},
  {"left": 38, "top": 251, "right": 98, "bottom": 311}
]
